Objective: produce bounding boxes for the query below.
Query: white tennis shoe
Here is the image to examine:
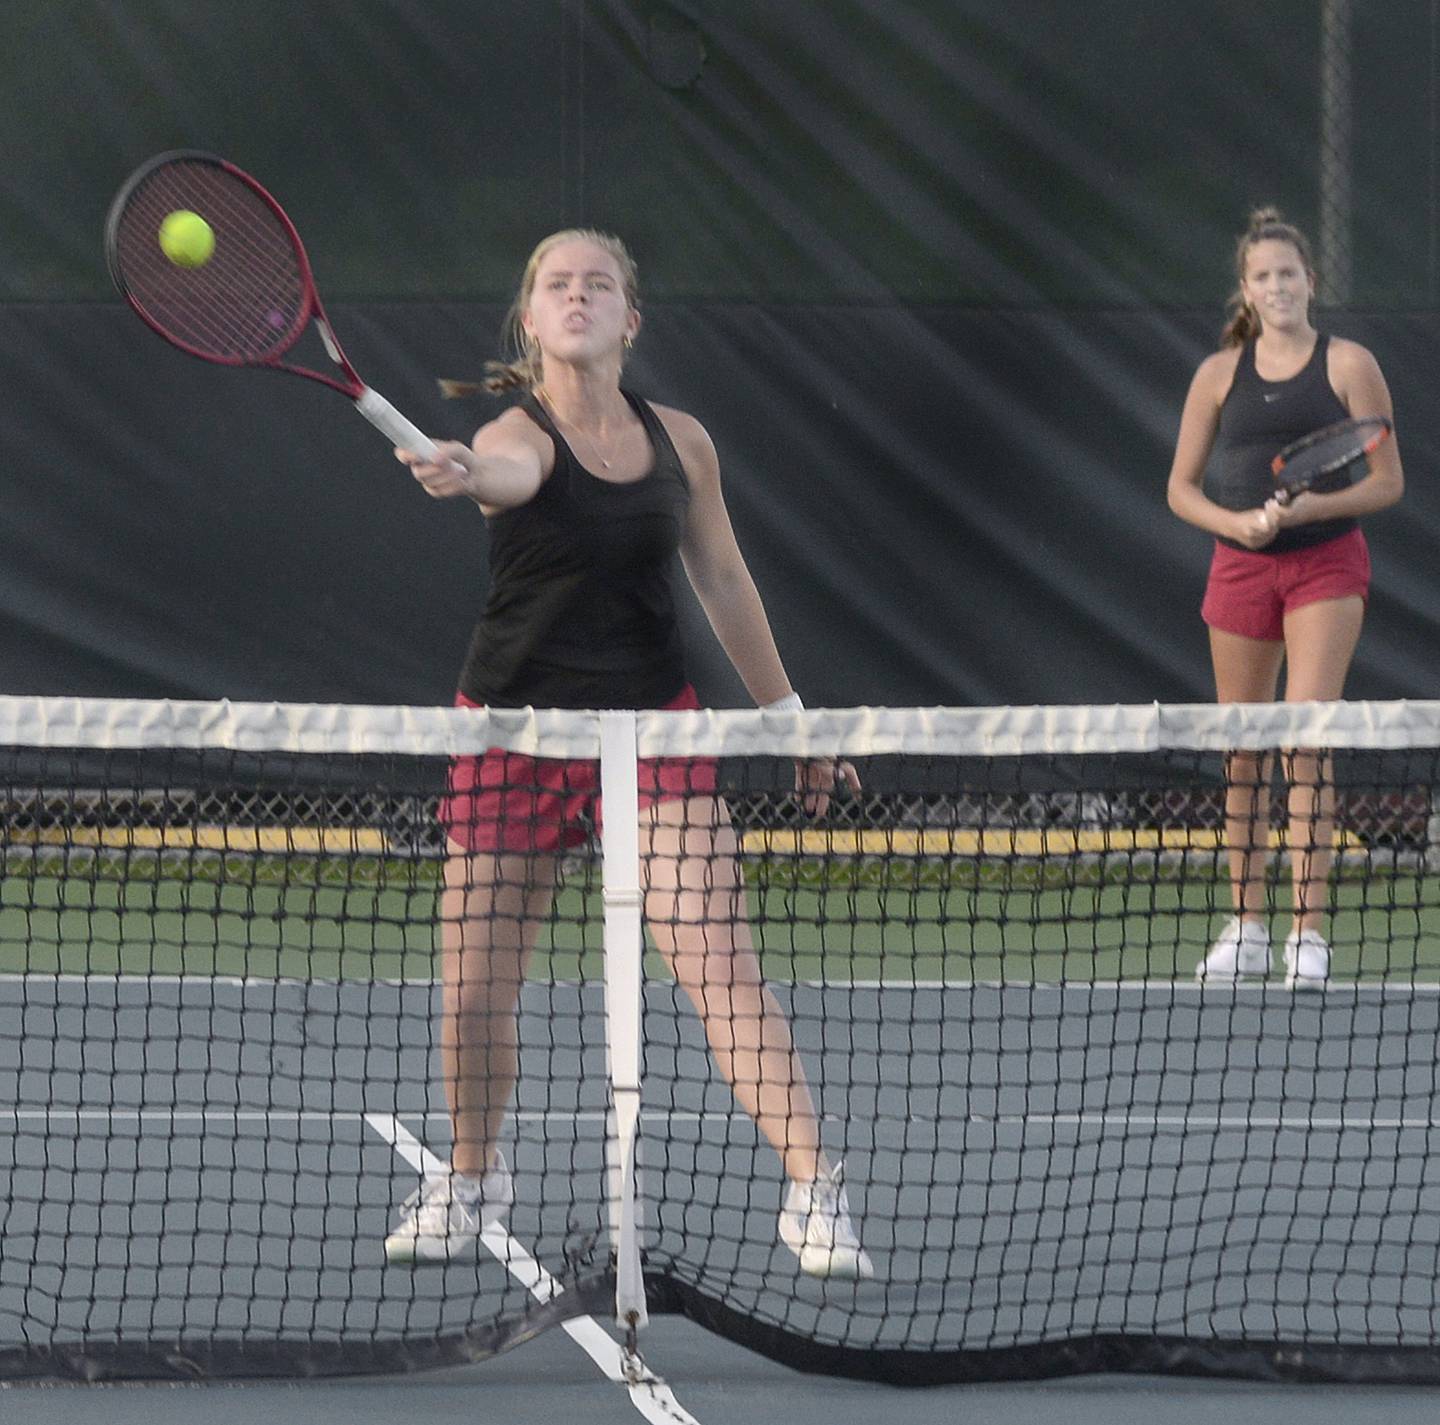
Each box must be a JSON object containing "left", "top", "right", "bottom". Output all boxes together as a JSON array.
[
  {"left": 384, "top": 1151, "right": 514, "bottom": 1264},
  {"left": 1196, "top": 917, "right": 1271, "bottom": 983},
  {"left": 779, "top": 1163, "right": 874, "bottom": 1280},
  {"left": 1284, "top": 928, "right": 1332, "bottom": 990}
]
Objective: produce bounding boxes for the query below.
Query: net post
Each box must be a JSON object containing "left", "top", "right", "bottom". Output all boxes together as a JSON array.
[{"left": 599, "top": 709, "right": 648, "bottom": 1333}]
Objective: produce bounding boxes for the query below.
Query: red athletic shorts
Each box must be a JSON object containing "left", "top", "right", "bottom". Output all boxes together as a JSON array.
[
  {"left": 1201, "top": 528, "right": 1370, "bottom": 642},
  {"left": 438, "top": 684, "right": 720, "bottom": 854}
]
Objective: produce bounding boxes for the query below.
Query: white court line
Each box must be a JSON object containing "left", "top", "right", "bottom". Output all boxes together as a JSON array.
[
  {"left": 795, "top": 979, "right": 1440, "bottom": 994},
  {"left": 993, "top": 1112, "right": 1440, "bottom": 1131},
  {"left": 5, "top": 972, "right": 1440, "bottom": 993},
  {"left": 14, "top": 1105, "right": 1436, "bottom": 1135},
  {"left": 364, "top": 1112, "right": 700, "bottom": 1425},
  {"left": 0, "top": 1107, "right": 742, "bottom": 1126}
]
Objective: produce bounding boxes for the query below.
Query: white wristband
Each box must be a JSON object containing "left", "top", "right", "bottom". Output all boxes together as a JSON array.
[{"left": 763, "top": 693, "right": 804, "bottom": 712}]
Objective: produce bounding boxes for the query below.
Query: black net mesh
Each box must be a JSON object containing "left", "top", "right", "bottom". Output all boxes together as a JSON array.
[{"left": 2, "top": 698, "right": 1439, "bottom": 1383}]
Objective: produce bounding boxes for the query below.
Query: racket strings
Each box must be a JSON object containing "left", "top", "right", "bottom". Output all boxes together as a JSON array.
[
  {"left": 1274, "top": 417, "right": 1390, "bottom": 492},
  {"left": 113, "top": 160, "right": 308, "bottom": 362}
]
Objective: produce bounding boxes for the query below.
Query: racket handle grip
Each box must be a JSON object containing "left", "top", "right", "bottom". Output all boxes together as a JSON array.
[{"left": 354, "top": 387, "right": 441, "bottom": 461}]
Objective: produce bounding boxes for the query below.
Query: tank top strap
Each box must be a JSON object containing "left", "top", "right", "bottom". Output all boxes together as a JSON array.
[
  {"left": 622, "top": 390, "right": 690, "bottom": 489},
  {"left": 625, "top": 389, "right": 664, "bottom": 440},
  {"left": 511, "top": 391, "right": 572, "bottom": 503},
  {"left": 518, "top": 390, "right": 557, "bottom": 438}
]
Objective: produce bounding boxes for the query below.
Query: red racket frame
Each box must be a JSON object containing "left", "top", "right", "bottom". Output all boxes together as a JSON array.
[
  {"left": 106, "top": 150, "right": 440, "bottom": 457},
  {"left": 1271, "top": 415, "right": 1393, "bottom": 498}
]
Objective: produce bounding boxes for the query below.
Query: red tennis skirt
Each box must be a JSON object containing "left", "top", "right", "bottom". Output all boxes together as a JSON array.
[{"left": 438, "top": 684, "right": 720, "bottom": 854}]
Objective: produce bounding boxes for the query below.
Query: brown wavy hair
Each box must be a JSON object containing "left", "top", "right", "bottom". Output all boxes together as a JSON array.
[
  {"left": 1220, "top": 207, "right": 1317, "bottom": 347},
  {"left": 438, "top": 229, "right": 641, "bottom": 398}
]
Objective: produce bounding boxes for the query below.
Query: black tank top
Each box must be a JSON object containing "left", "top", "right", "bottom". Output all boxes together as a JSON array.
[
  {"left": 1212, "top": 334, "right": 1358, "bottom": 552},
  {"left": 457, "top": 391, "right": 691, "bottom": 709}
]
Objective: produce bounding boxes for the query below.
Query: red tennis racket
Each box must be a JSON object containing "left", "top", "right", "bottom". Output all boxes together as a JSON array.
[
  {"left": 105, "top": 150, "right": 443, "bottom": 461},
  {"left": 1271, "top": 415, "right": 1392, "bottom": 505}
]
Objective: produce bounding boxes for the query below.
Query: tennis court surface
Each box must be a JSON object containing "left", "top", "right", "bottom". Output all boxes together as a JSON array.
[{"left": 3, "top": 695, "right": 1440, "bottom": 1397}]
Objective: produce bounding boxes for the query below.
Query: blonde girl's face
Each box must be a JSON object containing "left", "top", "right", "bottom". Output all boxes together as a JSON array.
[
  {"left": 522, "top": 239, "right": 640, "bottom": 365},
  {"left": 1241, "top": 238, "right": 1314, "bottom": 332}
]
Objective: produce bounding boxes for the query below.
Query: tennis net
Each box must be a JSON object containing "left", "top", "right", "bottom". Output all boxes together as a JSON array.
[{"left": 1, "top": 694, "right": 1439, "bottom": 1384}]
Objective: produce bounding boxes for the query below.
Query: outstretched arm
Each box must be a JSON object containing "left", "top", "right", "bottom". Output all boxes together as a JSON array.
[{"left": 397, "top": 407, "right": 547, "bottom": 515}]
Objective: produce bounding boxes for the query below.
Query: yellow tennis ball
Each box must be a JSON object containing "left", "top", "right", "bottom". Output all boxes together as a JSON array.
[{"left": 158, "top": 209, "right": 215, "bottom": 268}]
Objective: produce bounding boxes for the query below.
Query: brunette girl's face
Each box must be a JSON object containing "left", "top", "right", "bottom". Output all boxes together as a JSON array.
[
  {"left": 522, "top": 239, "right": 639, "bottom": 366},
  {"left": 1241, "top": 238, "right": 1314, "bottom": 334}
]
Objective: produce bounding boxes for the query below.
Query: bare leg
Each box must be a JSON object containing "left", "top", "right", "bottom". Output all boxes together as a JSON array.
[
  {"left": 1281, "top": 596, "right": 1365, "bottom": 934},
  {"left": 1209, "top": 627, "right": 1286, "bottom": 919},
  {"left": 439, "top": 848, "right": 557, "bottom": 1178},
  {"left": 641, "top": 795, "right": 824, "bottom": 1185},
  {"left": 1221, "top": 749, "right": 1274, "bottom": 916},
  {"left": 1283, "top": 749, "right": 1335, "bottom": 932}
]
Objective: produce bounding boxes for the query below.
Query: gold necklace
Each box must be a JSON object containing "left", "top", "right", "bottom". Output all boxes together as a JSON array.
[{"left": 537, "top": 389, "right": 625, "bottom": 470}]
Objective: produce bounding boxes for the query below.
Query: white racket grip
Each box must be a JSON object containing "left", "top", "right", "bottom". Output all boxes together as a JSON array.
[{"left": 354, "top": 387, "right": 441, "bottom": 461}]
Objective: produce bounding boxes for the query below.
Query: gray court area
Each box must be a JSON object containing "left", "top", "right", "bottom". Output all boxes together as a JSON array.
[
  {"left": 649, "top": 980, "right": 1440, "bottom": 1350},
  {"left": 4, "top": 972, "right": 1440, "bottom": 1393}
]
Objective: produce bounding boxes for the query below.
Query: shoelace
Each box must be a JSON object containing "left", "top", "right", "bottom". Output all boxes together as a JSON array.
[
  {"left": 807, "top": 1169, "right": 846, "bottom": 1232},
  {"left": 398, "top": 1176, "right": 457, "bottom": 1218}
]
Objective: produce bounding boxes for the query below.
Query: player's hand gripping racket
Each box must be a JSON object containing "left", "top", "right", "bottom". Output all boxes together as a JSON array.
[
  {"left": 1271, "top": 415, "right": 1392, "bottom": 505},
  {"left": 105, "top": 150, "right": 447, "bottom": 463}
]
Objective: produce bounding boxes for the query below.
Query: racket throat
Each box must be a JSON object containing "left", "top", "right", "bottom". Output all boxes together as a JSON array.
[{"left": 316, "top": 318, "right": 344, "bottom": 365}]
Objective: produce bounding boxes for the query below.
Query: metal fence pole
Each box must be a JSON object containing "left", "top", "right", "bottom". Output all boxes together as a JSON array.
[{"left": 1319, "top": 0, "right": 1354, "bottom": 306}]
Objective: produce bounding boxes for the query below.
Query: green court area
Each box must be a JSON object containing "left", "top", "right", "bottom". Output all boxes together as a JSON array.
[{"left": 2, "top": 850, "right": 1438, "bottom": 983}]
